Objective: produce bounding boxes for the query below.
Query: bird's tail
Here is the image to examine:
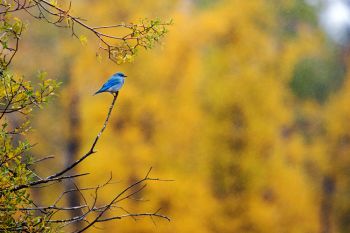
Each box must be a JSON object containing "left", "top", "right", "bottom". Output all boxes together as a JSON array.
[{"left": 94, "top": 90, "right": 102, "bottom": 95}]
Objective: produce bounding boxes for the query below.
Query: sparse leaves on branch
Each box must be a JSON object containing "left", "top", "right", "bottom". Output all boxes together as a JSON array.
[{"left": 0, "top": 0, "right": 171, "bottom": 64}]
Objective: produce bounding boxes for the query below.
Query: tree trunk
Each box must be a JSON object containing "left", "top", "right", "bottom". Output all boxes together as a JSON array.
[
  {"left": 320, "top": 175, "right": 335, "bottom": 233},
  {"left": 64, "top": 91, "right": 82, "bottom": 231}
]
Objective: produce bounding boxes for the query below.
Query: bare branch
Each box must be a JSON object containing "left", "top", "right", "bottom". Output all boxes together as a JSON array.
[
  {"left": 9, "top": 93, "right": 118, "bottom": 192},
  {"left": 46, "top": 92, "right": 118, "bottom": 179},
  {"left": 9, "top": 173, "right": 89, "bottom": 191},
  {"left": 96, "top": 212, "right": 171, "bottom": 222},
  {"left": 0, "top": 205, "right": 88, "bottom": 211},
  {"left": 74, "top": 167, "right": 171, "bottom": 233},
  {"left": 31, "top": 155, "right": 55, "bottom": 164}
]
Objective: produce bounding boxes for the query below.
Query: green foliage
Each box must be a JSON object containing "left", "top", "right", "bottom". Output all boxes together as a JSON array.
[
  {"left": 0, "top": 71, "right": 60, "bottom": 113},
  {"left": 196, "top": 0, "right": 222, "bottom": 9},
  {"left": 277, "top": 0, "right": 319, "bottom": 37},
  {"left": 102, "top": 18, "right": 172, "bottom": 64},
  {"left": 0, "top": 15, "right": 25, "bottom": 68},
  {"left": 0, "top": 71, "right": 59, "bottom": 232},
  {"left": 290, "top": 56, "right": 345, "bottom": 102}
]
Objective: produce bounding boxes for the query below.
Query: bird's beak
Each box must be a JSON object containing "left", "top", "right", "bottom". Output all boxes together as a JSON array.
[{"left": 124, "top": 75, "right": 127, "bottom": 78}]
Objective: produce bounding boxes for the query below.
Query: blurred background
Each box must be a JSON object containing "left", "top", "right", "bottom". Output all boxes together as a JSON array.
[{"left": 11, "top": 0, "right": 350, "bottom": 232}]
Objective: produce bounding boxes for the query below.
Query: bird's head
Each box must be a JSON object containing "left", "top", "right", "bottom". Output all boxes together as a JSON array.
[{"left": 114, "top": 72, "right": 127, "bottom": 78}]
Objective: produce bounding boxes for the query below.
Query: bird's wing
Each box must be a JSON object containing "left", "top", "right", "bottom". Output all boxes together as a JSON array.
[{"left": 100, "top": 78, "right": 123, "bottom": 91}]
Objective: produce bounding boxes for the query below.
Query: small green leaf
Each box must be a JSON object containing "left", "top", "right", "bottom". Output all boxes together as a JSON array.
[{"left": 79, "top": 35, "right": 88, "bottom": 46}]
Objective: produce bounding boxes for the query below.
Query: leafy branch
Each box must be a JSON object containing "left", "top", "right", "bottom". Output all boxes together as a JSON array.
[{"left": 0, "top": 0, "right": 171, "bottom": 64}]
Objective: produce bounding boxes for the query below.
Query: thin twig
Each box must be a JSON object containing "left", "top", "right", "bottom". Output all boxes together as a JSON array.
[
  {"left": 74, "top": 167, "right": 171, "bottom": 233},
  {"left": 10, "top": 173, "right": 89, "bottom": 191}
]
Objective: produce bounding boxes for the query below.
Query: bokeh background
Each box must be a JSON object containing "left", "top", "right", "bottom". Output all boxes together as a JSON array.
[{"left": 12, "top": 0, "right": 350, "bottom": 232}]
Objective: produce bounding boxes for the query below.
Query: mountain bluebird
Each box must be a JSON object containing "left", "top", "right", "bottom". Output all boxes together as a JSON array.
[{"left": 94, "top": 72, "right": 127, "bottom": 95}]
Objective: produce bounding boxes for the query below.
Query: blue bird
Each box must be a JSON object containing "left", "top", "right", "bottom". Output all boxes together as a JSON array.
[{"left": 94, "top": 72, "right": 127, "bottom": 95}]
